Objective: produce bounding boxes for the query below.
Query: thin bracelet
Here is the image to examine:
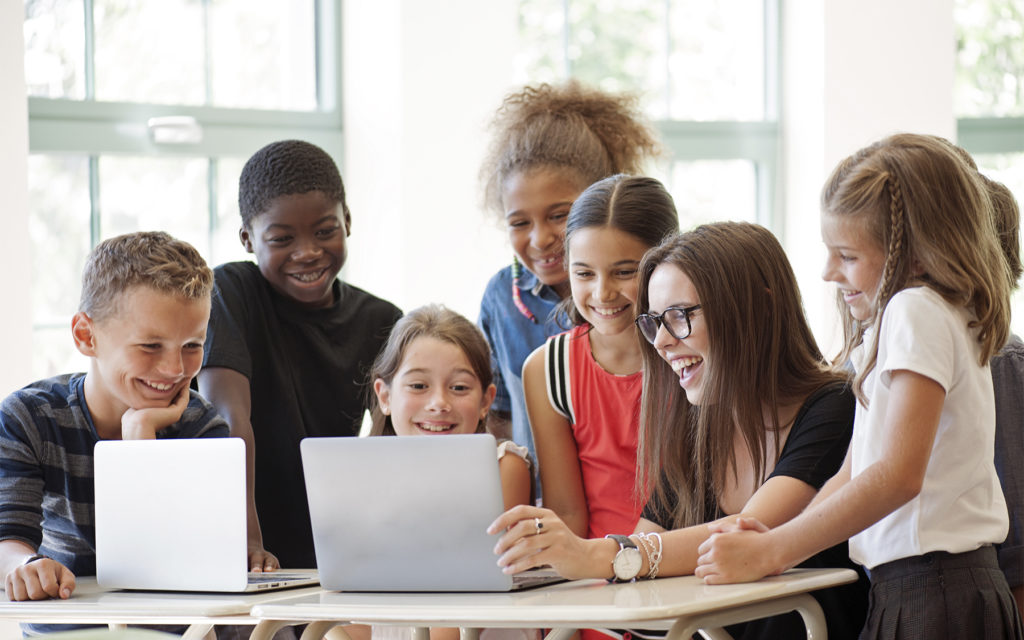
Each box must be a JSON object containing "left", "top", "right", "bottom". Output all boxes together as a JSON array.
[
  {"left": 22, "top": 554, "right": 46, "bottom": 566},
  {"left": 632, "top": 534, "right": 655, "bottom": 578}
]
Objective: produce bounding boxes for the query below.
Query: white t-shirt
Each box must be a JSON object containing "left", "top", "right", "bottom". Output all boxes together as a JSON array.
[{"left": 848, "top": 286, "right": 1008, "bottom": 569}]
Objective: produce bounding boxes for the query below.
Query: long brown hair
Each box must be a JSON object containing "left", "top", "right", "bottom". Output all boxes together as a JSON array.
[
  {"left": 368, "top": 304, "right": 494, "bottom": 436},
  {"left": 823, "top": 133, "right": 1011, "bottom": 405},
  {"left": 636, "top": 222, "right": 842, "bottom": 529}
]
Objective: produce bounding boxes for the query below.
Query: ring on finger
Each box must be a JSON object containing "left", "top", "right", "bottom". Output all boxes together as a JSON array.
[{"left": 534, "top": 517, "right": 544, "bottom": 535}]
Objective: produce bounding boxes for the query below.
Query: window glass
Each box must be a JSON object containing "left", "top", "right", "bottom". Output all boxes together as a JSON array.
[
  {"left": 98, "top": 156, "right": 210, "bottom": 255},
  {"left": 955, "top": 0, "right": 1024, "bottom": 117},
  {"left": 24, "top": 0, "right": 86, "bottom": 99},
  {"left": 91, "top": 0, "right": 318, "bottom": 109},
  {"left": 27, "top": 154, "right": 92, "bottom": 379},
  {"left": 94, "top": 0, "right": 206, "bottom": 105},
  {"left": 213, "top": 157, "right": 251, "bottom": 266},
  {"left": 565, "top": 1, "right": 666, "bottom": 115},
  {"left": 515, "top": 0, "right": 767, "bottom": 121},
  {"left": 516, "top": 0, "right": 566, "bottom": 84},
  {"left": 208, "top": 0, "right": 317, "bottom": 110},
  {"left": 667, "top": 0, "right": 765, "bottom": 120},
  {"left": 33, "top": 327, "right": 88, "bottom": 382},
  {"left": 667, "top": 160, "right": 758, "bottom": 229}
]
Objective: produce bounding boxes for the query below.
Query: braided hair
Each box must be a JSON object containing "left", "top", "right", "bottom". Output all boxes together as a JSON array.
[{"left": 822, "top": 133, "right": 1011, "bottom": 405}]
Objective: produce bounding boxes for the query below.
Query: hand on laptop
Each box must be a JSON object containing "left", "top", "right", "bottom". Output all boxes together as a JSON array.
[
  {"left": 120, "top": 386, "right": 191, "bottom": 440},
  {"left": 489, "top": 505, "right": 613, "bottom": 580},
  {"left": 4, "top": 555, "right": 75, "bottom": 601},
  {"left": 248, "top": 545, "right": 280, "bottom": 572}
]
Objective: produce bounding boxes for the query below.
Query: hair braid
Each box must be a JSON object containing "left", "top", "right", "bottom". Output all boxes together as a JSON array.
[{"left": 877, "top": 174, "right": 907, "bottom": 304}]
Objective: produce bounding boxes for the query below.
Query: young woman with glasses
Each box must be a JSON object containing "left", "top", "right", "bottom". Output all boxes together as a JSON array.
[{"left": 490, "top": 222, "right": 868, "bottom": 640}]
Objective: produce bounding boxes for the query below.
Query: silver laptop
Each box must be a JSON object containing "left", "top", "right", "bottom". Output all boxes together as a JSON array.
[
  {"left": 301, "top": 434, "right": 564, "bottom": 592},
  {"left": 94, "top": 438, "right": 318, "bottom": 592}
]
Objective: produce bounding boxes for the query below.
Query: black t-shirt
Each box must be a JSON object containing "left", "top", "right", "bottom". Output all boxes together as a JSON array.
[
  {"left": 203, "top": 261, "right": 402, "bottom": 568},
  {"left": 643, "top": 382, "right": 869, "bottom": 640}
]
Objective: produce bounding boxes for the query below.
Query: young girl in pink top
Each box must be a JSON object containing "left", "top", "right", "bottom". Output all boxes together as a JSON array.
[{"left": 522, "top": 174, "right": 679, "bottom": 541}]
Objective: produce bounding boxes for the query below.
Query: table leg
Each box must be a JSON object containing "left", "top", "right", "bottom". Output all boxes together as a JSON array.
[
  {"left": 412, "top": 627, "right": 431, "bottom": 640},
  {"left": 250, "top": 620, "right": 294, "bottom": 640},
  {"left": 182, "top": 623, "right": 215, "bottom": 640},
  {"left": 696, "top": 629, "right": 733, "bottom": 640},
  {"left": 665, "top": 593, "right": 827, "bottom": 640},
  {"left": 792, "top": 594, "right": 827, "bottom": 640},
  {"left": 543, "top": 628, "right": 578, "bottom": 640},
  {"left": 299, "top": 620, "right": 346, "bottom": 640}
]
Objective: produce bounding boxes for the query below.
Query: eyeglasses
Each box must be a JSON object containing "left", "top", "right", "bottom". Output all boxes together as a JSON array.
[{"left": 635, "top": 304, "right": 702, "bottom": 343}]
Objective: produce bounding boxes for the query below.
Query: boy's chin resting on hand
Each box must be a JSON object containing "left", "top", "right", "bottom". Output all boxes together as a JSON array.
[
  {"left": 120, "top": 387, "right": 191, "bottom": 440},
  {"left": 4, "top": 557, "right": 76, "bottom": 601}
]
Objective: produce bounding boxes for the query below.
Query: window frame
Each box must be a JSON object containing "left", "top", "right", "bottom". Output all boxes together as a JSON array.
[
  {"left": 26, "top": 0, "right": 344, "bottom": 243},
  {"left": 24, "top": 0, "right": 344, "bottom": 374}
]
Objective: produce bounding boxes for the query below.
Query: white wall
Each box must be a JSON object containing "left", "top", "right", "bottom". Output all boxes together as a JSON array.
[
  {"left": 342, "top": 0, "right": 519, "bottom": 320},
  {"left": 782, "top": 0, "right": 955, "bottom": 356},
  {"left": 0, "top": 1, "right": 33, "bottom": 398}
]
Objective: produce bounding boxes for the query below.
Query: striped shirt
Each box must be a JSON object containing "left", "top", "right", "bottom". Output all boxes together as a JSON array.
[{"left": 0, "top": 373, "right": 228, "bottom": 577}]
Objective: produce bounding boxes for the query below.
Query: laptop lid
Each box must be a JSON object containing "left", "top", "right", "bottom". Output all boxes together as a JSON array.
[
  {"left": 95, "top": 437, "right": 316, "bottom": 593},
  {"left": 302, "top": 434, "right": 521, "bottom": 592}
]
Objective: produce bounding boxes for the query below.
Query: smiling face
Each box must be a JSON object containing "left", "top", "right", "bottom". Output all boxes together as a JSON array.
[
  {"left": 646, "top": 263, "right": 709, "bottom": 405},
  {"left": 502, "top": 169, "right": 583, "bottom": 293},
  {"left": 240, "top": 190, "right": 349, "bottom": 308},
  {"left": 820, "top": 212, "right": 887, "bottom": 322},
  {"left": 373, "top": 336, "right": 497, "bottom": 437},
  {"left": 74, "top": 285, "right": 210, "bottom": 433},
  {"left": 567, "top": 226, "right": 650, "bottom": 337}
]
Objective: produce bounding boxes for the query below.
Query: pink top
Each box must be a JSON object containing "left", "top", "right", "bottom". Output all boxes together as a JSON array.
[{"left": 564, "top": 325, "right": 643, "bottom": 538}]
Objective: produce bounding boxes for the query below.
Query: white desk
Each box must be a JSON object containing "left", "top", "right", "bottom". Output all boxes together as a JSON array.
[
  {"left": 250, "top": 568, "right": 858, "bottom": 640},
  {"left": 0, "top": 577, "right": 323, "bottom": 640}
]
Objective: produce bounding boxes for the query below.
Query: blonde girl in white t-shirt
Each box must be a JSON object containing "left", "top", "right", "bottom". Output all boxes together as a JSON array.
[{"left": 695, "top": 133, "right": 1022, "bottom": 639}]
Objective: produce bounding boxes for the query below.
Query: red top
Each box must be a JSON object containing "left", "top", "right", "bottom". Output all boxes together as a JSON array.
[{"left": 564, "top": 325, "right": 644, "bottom": 538}]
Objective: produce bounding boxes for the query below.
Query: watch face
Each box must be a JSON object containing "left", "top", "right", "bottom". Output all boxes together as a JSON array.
[{"left": 613, "top": 547, "right": 643, "bottom": 581}]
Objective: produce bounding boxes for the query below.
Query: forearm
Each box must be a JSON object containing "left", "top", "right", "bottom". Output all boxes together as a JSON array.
[{"left": 766, "top": 459, "right": 920, "bottom": 571}]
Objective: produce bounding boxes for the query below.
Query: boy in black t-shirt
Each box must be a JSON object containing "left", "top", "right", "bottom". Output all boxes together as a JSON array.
[{"left": 198, "top": 140, "right": 402, "bottom": 570}]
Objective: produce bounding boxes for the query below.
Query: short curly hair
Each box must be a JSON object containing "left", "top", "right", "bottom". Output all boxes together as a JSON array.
[
  {"left": 80, "top": 231, "right": 213, "bottom": 323},
  {"left": 238, "top": 140, "right": 348, "bottom": 228},
  {"left": 479, "top": 81, "right": 661, "bottom": 218}
]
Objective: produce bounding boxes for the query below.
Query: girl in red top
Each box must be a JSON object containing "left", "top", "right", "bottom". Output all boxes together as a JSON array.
[{"left": 522, "top": 175, "right": 679, "bottom": 540}]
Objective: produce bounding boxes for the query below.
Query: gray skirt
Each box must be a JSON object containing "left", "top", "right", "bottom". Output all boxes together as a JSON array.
[{"left": 860, "top": 545, "right": 1023, "bottom": 640}]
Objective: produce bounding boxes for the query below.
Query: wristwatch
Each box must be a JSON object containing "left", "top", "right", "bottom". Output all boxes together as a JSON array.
[{"left": 605, "top": 534, "right": 642, "bottom": 582}]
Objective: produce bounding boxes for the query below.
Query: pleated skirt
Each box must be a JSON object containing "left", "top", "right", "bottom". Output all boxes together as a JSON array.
[{"left": 861, "top": 545, "right": 1024, "bottom": 640}]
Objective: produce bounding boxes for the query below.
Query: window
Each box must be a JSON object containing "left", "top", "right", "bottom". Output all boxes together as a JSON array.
[
  {"left": 23, "top": 0, "right": 342, "bottom": 379},
  {"left": 955, "top": 0, "right": 1024, "bottom": 335},
  {"left": 515, "top": 0, "right": 780, "bottom": 230}
]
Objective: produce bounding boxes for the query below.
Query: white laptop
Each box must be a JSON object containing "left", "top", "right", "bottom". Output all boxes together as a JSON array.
[
  {"left": 301, "top": 434, "right": 564, "bottom": 592},
  {"left": 94, "top": 438, "right": 319, "bottom": 592}
]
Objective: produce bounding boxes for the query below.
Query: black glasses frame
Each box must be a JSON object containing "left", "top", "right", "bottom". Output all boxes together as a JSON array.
[{"left": 635, "top": 304, "right": 702, "bottom": 343}]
